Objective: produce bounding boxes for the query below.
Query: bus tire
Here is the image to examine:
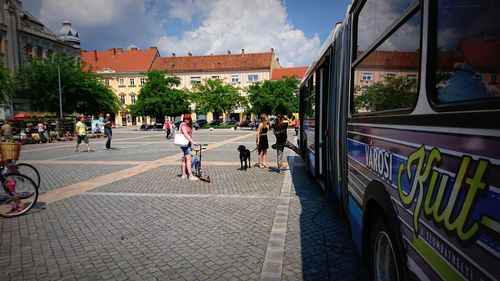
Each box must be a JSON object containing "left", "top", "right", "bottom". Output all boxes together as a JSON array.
[{"left": 368, "top": 214, "right": 406, "bottom": 281}]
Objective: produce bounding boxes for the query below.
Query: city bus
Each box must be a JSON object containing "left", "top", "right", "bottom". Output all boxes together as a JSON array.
[{"left": 298, "top": 0, "right": 499, "bottom": 280}]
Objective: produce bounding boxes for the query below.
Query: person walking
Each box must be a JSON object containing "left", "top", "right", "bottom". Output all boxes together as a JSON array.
[
  {"left": 256, "top": 114, "right": 269, "bottom": 169},
  {"left": 0, "top": 120, "right": 13, "bottom": 141},
  {"left": 164, "top": 119, "right": 172, "bottom": 139},
  {"left": 272, "top": 115, "right": 301, "bottom": 173},
  {"left": 179, "top": 114, "right": 198, "bottom": 181},
  {"left": 75, "top": 116, "right": 94, "bottom": 152},
  {"left": 103, "top": 113, "right": 113, "bottom": 149},
  {"left": 37, "top": 121, "right": 46, "bottom": 143}
]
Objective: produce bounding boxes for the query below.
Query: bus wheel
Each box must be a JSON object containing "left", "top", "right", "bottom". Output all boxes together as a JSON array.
[{"left": 369, "top": 217, "right": 403, "bottom": 281}]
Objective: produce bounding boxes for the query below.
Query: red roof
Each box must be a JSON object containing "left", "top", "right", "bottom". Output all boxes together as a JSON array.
[
  {"left": 271, "top": 67, "right": 308, "bottom": 80},
  {"left": 460, "top": 40, "right": 500, "bottom": 71},
  {"left": 151, "top": 51, "right": 274, "bottom": 73},
  {"left": 81, "top": 47, "right": 159, "bottom": 72}
]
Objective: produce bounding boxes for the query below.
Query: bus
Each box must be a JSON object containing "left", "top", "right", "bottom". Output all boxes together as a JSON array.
[{"left": 298, "top": 0, "right": 499, "bottom": 280}]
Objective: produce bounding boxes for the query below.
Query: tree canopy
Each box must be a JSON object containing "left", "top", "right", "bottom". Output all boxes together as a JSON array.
[
  {"left": 130, "top": 70, "right": 190, "bottom": 118},
  {"left": 190, "top": 78, "right": 246, "bottom": 120},
  {"left": 16, "top": 55, "right": 120, "bottom": 115},
  {"left": 246, "top": 77, "right": 299, "bottom": 116},
  {"left": 353, "top": 76, "right": 417, "bottom": 113},
  {"left": 0, "top": 66, "right": 17, "bottom": 106}
]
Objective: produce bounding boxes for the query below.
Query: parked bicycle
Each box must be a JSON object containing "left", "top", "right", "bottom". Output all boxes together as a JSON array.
[{"left": 0, "top": 162, "right": 38, "bottom": 218}]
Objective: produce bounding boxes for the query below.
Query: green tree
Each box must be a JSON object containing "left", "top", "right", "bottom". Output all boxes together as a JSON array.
[
  {"left": 190, "top": 78, "right": 245, "bottom": 121},
  {"left": 130, "top": 70, "right": 190, "bottom": 119},
  {"left": 246, "top": 77, "right": 299, "bottom": 116},
  {"left": 0, "top": 66, "right": 17, "bottom": 106},
  {"left": 353, "top": 76, "right": 417, "bottom": 113},
  {"left": 16, "top": 55, "right": 119, "bottom": 115}
]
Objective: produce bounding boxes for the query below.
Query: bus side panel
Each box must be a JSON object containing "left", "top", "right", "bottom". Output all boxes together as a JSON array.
[
  {"left": 303, "top": 117, "right": 316, "bottom": 177},
  {"left": 348, "top": 123, "right": 500, "bottom": 281}
]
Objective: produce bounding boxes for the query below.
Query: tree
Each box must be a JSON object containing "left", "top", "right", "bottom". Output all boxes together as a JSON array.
[
  {"left": 190, "top": 78, "right": 246, "bottom": 121},
  {"left": 353, "top": 76, "right": 417, "bottom": 113},
  {"left": 246, "top": 77, "right": 299, "bottom": 116},
  {"left": 16, "top": 55, "right": 119, "bottom": 115},
  {"left": 130, "top": 70, "right": 190, "bottom": 119},
  {"left": 0, "top": 66, "right": 17, "bottom": 106}
]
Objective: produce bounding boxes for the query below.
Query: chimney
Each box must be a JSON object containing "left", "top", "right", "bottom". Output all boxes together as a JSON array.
[
  {"left": 227, "top": 50, "right": 231, "bottom": 54},
  {"left": 109, "top": 48, "right": 116, "bottom": 55},
  {"left": 93, "top": 50, "right": 98, "bottom": 61},
  {"left": 131, "top": 47, "right": 138, "bottom": 51},
  {"left": 188, "top": 52, "right": 192, "bottom": 56},
  {"left": 117, "top": 48, "right": 123, "bottom": 54},
  {"left": 241, "top": 48, "right": 245, "bottom": 55},
  {"left": 172, "top": 53, "right": 176, "bottom": 57},
  {"left": 271, "top": 48, "right": 275, "bottom": 54}
]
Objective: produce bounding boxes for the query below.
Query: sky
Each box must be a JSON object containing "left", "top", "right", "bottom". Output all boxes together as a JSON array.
[{"left": 23, "top": 0, "right": 351, "bottom": 67}]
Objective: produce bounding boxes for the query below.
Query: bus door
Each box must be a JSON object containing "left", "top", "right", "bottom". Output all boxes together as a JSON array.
[{"left": 316, "top": 58, "right": 331, "bottom": 184}]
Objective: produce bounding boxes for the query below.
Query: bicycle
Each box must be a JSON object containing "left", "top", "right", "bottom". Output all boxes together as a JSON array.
[
  {"left": 15, "top": 162, "right": 41, "bottom": 189},
  {"left": 192, "top": 144, "right": 210, "bottom": 182},
  {"left": 0, "top": 162, "right": 39, "bottom": 217}
]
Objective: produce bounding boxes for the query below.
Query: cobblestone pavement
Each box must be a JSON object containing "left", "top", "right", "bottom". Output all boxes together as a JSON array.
[{"left": 0, "top": 127, "right": 368, "bottom": 280}]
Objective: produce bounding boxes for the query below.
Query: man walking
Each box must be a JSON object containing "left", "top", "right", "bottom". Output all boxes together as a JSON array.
[
  {"left": 103, "top": 113, "right": 113, "bottom": 149},
  {"left": 75, "top": 116, "right": 93, "bottom": 152}
]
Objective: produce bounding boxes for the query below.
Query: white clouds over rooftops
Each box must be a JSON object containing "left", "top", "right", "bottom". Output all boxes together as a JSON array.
[{"left": 27, "top": 0, "right": 322, "bottom": 67}]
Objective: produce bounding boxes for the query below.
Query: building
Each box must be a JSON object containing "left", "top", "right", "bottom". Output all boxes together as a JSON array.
[
  {"left": 151, "top": 48, "right": 281, "bottom": 121},
  {"left": 80, "top": 47, "right": 160, "bottom": 126},
  {"left": 271, "top": 66, "right": 308, "bottom": 81},
  {"left": 0, "top": 0, "right": 81, "bottom": 118}
]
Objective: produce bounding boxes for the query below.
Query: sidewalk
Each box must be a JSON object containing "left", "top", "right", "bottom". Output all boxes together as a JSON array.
[{"left": 0, "top": 128, "right": 368, "bottom": 280}]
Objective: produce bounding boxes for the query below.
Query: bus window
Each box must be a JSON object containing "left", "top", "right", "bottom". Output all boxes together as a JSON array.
[
  {"left": 353, "top": 10, "right": 421, "bottom": 114},
  {"left": 356, "top": 0, "right": 417, "bottom": 58},
  {"left": 434, "top": 0, "right": 500, "bottom": 104}
]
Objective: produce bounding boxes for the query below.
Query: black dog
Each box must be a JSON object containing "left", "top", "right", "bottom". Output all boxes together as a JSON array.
[{"left": 237, "top": 145, "right": 251, "bottom": 170}]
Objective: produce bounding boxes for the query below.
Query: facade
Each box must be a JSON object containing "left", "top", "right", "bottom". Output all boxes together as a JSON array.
[
  {"left": 81, "top": 47, "right": 160, "bottom": 126},
  {"left": 0, "top": 0, "right": 81, "bottom": 118},
  {"left": 151, "top": 48, "right": 281, "bottom": 121}
]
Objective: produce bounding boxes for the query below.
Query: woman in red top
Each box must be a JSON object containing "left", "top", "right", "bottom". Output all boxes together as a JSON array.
[{"left": 179, "top": 114, "right": 198, "bottom": 181}]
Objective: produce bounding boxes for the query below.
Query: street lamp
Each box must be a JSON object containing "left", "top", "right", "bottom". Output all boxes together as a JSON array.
[{"left": 57, "top": 63, "right": 63, "bottom": 119}]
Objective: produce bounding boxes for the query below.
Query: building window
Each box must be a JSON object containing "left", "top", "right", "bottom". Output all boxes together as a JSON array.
[
  {"left": 211, "top": 75, "right": 220, "bottom": 79},
  {"left": 119, "top": 78, "right": 125, "bottom": 87},
  {"left": 129, "top": 78, "right": 135, "bottom": 86},
  {"left": 491, "top": 73, "right": 497, "bottom": 84},
  {"left": 247, "top": 74, "right": 259, "bottom": 82},
  {"left": 140, "top": 77, "right": 146, "bottom": 85},
  {"left": 406, "top": 74, "right": 417, "bottom": 82},
  {"left": 104, "top": 78, "right": 110, "bottom": 86},
  {"left": 191, "top": 76, "right": 201, "bottom": 85},
  {"left": 131, "top": 94, "right": 136, "bottom": 104},
  {"left": 386, "top": 73, "right": 396, "bottom": 78},
  {"left": 231, "top": 75, "right": 240, "bottom": 85},
  {"left": 361, "top": 73, "right": 373, "bottom": 81},
  {"left": 120, "top": 94, "right": 126, "bottom": 105}
]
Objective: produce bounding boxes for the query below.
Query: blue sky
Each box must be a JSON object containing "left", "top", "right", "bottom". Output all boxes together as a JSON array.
[{"left": 23, "top": 0, "right": 351, "bottom": 67}]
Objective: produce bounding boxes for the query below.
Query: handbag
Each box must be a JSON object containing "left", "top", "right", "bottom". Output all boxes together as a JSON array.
[{"left": 174, "top": 133, "right": 189, "bottom": 147}]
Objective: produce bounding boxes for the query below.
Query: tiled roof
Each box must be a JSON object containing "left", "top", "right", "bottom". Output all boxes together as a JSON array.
[
  {"left": 357, "top": 50, "right": 419, "bottom": 70},
  {"left": 151, "top": 51, "right": 275, "bottom": 73},
  {"left": 271, "top": 67, "right": 308, "bottom": 80},
  {"left": 81, "top": 47, "right": 159, "bottom": 72}
]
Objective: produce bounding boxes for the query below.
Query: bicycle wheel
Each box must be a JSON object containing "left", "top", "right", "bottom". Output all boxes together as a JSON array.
[
  {"left": 0, "top": 174, "right": 39, "bottom": 218},
  {"left": 16, "top": 163, "right": 41, "bottom": 189}
]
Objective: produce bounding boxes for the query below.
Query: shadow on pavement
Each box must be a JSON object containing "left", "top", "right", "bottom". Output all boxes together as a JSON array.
[{"left": 288, "top": 155, "right": 369, "bottom": 281}]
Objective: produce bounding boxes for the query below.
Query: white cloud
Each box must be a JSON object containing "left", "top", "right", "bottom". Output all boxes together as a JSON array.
[{"left": 157, "top": 0, "right": 320, "bottom": 66}]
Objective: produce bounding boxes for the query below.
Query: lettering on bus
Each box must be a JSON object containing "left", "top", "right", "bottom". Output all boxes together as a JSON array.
[
  {"left": 365, "top": 144, "right": 393, "bottom": 183},
  {"left": 397, "top": 145, "right": 490, "bottom": 243}
]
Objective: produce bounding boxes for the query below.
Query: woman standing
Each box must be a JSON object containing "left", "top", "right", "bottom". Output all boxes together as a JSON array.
[
  {"left": 272, "top": 115, "right": 301, "bottom": 173},
  {"left": 256, "top": 114, "right": 269, "bottom": 169},
  {"left": 179, "top": 114, "right": 199, "bottom": 181},
  {"left": 164, "top": 119, "right": 172, "bottom": 139}
]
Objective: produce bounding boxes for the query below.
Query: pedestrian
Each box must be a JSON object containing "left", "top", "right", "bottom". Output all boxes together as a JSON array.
[
  {"left": 103, "top": 113, "right": 113, "bottom": 149},
  {"left": 179, "top": 113, "right": 199, "bottom": 181},
  {"left": 45, "top": 122, "right": 51, "bottom": 143},
  {"left": 256, "top": 114, "right": 269, "bottom": 169},
  {"left": 0, "top": 120, "right": 13, "bottom": 141},
  {"left": 75, "top": 115, "right": 94, "bottom": 152},
  {"left": 164, "top": 119, "right": 172, "bottom": 139},
  {"left": 291, "top": 115, "right": 299, "bottom": 136},
  {"left": 272, "top": 115, "right": 301, "bottom": 173},
  {"left": 37, "top": 121, "right": 46, "bottom": 143}
]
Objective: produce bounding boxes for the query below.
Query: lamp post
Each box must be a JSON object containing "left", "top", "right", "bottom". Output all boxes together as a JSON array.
[{"left": 57, "top": 63, "right": 63, "bottom": 119}]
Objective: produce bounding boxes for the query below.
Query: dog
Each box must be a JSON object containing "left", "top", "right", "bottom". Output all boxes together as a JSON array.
[{"left": 237, "top": 145, "right": 251, "bottom": 170}]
